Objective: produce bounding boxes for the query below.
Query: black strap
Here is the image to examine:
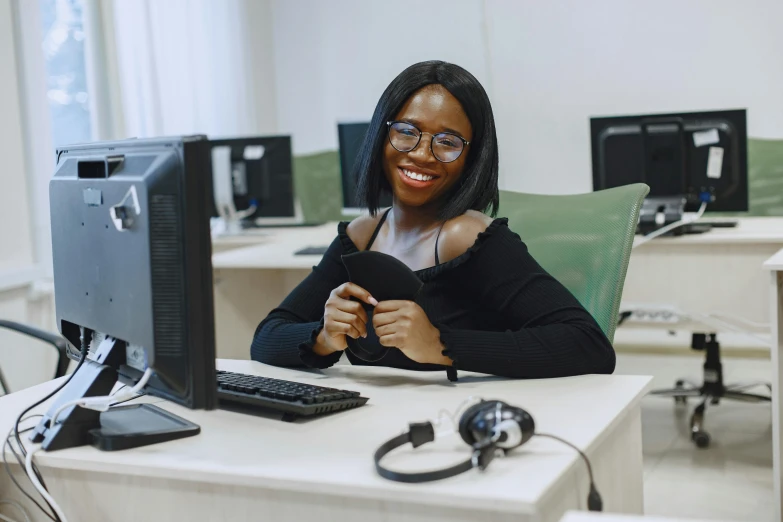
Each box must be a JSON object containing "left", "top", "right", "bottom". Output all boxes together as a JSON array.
[
  {"left": 365, "top": 208, "right": 391, "bottom": 250},
  {"left": 374, "top": 422, "right": 496, "bottom": 483},
  {"left": 434, "top": 223, "right": 444, "bottom": 266}
]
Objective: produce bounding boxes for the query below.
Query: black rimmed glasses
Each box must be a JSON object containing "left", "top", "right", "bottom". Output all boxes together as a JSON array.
[{"left": 386, "top": 121, "right": 469, "bottom": 163}]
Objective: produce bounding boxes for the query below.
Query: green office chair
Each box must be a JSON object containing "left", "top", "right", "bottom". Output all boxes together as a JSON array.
[{"left": 499, "top": 183, "right": 649, "bottom": 343}]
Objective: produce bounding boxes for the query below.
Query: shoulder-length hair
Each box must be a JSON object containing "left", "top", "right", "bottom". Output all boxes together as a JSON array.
[{"left": 355, "top": 60, "right": 499, "bottom": 220}]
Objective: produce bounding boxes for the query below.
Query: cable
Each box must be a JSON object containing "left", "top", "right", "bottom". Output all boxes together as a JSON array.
[
  {"left": 109, "top": 391, "right": 145, "bottom": 408},
  {"left": 688, "top": 313, "right": 772, "bottom": 346},
  {"left": 705, "top": 312, "right": 770, "bottom": 331},
  {"left": 0, "top": 499, "right": 31, "bottom": 522},
  {"left": 535, "top": 433, "right": 603, "bottom": 512},
  {"left": 12, "top": 328, "right": 92, "bottom": 522},
  {"left": 14, "top": 328, "right": 91, "bottom": 459},
  {"left": 0, "top": 513, "right": 23, "bottom": 522},
  {"left": 633, "top": 201, "right": 707, "bottom": 249},
  {"left": 24, "top": 449, "right": 68, "bottom": 522},
  {"left": 4, "top": 419, "right": 51, "bottom": 519},
  {"left": 3, "top": 417, "right": 55, "bottom": 522},
  {"left": 50, "top": 368, "right": 153, "bottom": 426}
]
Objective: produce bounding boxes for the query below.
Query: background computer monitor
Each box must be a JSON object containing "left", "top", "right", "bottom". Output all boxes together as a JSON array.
[
  {"left": 209, "top": 135, "right": 303, "bottom": 226},
  {"left": 590, "top": 109, "right": 748, "bottom": 212},
  {"left": 49, "top": 135, "right": 217, "bottom": 413},
  {"left": 338, "top": 122, "right": 393, "bottom": 215}
]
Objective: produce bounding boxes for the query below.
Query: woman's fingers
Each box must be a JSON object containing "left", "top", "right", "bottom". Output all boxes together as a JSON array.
[
  {"left": 374, "top": 323, "right": 395, "bottom": 338},
  {"left": 378, "top": 334, "right": 398, "bottom": 347},
  {"left": 372, "top": 310, "right": 398, "bottom": 329},
  {"left": 327, "top": 320, "right": 362, "bottom": 341},
  {"left": 334, "top": 283, "right": 378, "bottom": 306},
  {"left": 333, "top": 299, "right": 369, "bottom": 325},
  {"left": 329, "top": 309, "right": 367, "bottom": 338}
]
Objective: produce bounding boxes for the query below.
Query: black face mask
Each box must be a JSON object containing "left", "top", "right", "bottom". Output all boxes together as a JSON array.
[{"left": 341, "top": 251, "right": 424, "bottom": 361}]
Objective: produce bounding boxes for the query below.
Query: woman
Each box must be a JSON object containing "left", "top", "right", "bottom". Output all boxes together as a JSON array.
[{"left": 250, "top": 60, "right": 615, "bottom": 380}]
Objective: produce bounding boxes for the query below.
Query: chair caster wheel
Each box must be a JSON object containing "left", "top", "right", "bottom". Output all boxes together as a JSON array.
[
  {"left": 690, "top": 406, "right": 709, "bottom": 448},
  {"left": 675, "top": 379, "right": 685, "bottom": 387},
  {"left": 692, "top": 431, "right": 710, "bottom": 448}
]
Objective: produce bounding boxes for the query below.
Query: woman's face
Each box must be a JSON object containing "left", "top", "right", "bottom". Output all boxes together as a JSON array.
[{"left": 383, "top": 84, "right": 473, "bottom": 210}]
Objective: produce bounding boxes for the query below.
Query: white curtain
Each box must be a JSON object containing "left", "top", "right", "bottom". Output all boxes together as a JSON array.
[{"left": 104, "top": 0, "right": 269, "bottom": 139}]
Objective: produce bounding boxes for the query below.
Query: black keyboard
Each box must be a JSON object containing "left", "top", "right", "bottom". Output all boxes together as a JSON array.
[
  {"left": 294, "top": 245, "right": 329, "bottom": 256},
  {"left": 216, "top": 370, "right": 368, "bottom": 420}
]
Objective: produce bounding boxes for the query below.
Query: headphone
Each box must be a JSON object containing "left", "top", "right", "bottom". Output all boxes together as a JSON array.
[{"left": 373, "top": 399, "right": 603, "bottom": 512}]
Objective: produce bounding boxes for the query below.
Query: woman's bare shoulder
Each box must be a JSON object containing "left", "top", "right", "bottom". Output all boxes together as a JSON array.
[
  {"left": 437, "top": 210, "right": 494, "bottom": 263},
  {"left": 345, "top": 209, "right": 389, "bottom": 251}
]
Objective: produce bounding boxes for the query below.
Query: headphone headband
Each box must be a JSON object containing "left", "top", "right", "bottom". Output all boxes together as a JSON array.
[{"left": 373, "top": 421, "right": 499, "bottom": 483}]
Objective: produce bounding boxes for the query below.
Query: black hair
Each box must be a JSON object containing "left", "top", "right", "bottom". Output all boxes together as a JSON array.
[{"left": 355, "top": 60, "right": 499, "bottom": 220}]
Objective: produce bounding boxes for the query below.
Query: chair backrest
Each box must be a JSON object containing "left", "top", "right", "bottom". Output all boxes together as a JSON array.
[{"left": 499, "top": 183, "right": 649, "bottom": 343}]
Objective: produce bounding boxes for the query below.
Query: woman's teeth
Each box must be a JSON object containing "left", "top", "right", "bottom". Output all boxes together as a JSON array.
[{"left": 402, "top": 169, "right": 434, "bottom": 182}]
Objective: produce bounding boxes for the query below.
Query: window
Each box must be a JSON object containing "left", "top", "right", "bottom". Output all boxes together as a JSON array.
[
  {"left": 40, "top": 0, "right": 92, "bottom": 148},
  {"left": 12, "top": 0, "right": 96, "bottom": 279}
]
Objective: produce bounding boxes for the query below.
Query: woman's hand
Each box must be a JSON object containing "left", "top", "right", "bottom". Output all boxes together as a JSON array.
[
  {"left": 372, "top": 301, "right": 452, "bottom": 366},
  {"left": 314, "top": 283, "right": 378, "bottom": 356}
]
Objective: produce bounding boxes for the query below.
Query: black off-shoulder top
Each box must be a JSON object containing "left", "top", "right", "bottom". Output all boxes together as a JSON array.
[{"left": 249, "top": 218, "right": 616, "bottom": 380}]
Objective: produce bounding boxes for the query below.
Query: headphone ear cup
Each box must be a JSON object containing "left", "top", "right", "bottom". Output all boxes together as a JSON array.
[{"left": 458, "top": 400, "right": 504, "bottom": 445}]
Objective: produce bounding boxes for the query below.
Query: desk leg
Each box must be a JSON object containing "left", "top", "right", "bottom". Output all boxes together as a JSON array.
[{"left": 773, "top": 271, "right": 783, "bottom": 522}]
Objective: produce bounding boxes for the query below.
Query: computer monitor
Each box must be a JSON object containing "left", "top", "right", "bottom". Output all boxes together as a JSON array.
[
  {"left": 32, "top": 135, "right": 217, "bottom": 451},
  {"left": 590, "top": 109, "right": 748, "bottom": 213},
  {"left": 209, "top": 135, "right": 304, "bottom": 227},
  {"left": 338, "top": 122, "right": 393, "bottom": 215}
]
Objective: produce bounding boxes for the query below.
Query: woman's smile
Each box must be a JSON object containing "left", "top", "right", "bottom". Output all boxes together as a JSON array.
[{"left": 397, "top": 165, "right": 440, "bottom": 189}]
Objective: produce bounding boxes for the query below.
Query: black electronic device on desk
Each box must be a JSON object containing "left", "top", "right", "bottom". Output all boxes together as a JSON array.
[
  {"left": 216, "top": 371, "right": 368, "bottom": 422},
  {"left": 209, "top": 135, "right": 313, "bottom": 228},
  {"left": 36, "top": 135, "right": 369, "bottom": 455},
  {"left": 591, "top": 109, "right": 747, "bottom": 237},
  {"left": 295, "top": 245, "right": 330, "bottom": 256},
  {"left": 39, "top": 135, "right": 218, "bottom": 452},
  {"left": 338, "top": 122, "right": 393, "bottom": 216}
]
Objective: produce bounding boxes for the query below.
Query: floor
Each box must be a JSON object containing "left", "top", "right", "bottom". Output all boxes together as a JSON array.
[{"left": 615, "top": 352, "right": 774, "bottom": 521}]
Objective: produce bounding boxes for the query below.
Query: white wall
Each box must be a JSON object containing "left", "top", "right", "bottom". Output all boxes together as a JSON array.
[
  {"left": 486, "top": 0, "right": 783, "bottom": 194},
  {"left": 270, "top": 0, "right": 783, "bottom": 194},
  {"left": 270, "top": 0, "right": 491, "bottom": 155}
]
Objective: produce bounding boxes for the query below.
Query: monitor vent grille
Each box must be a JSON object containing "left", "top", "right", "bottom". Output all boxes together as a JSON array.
[{"left": 150, "top": 194, "right": 185, "bottom": 357}]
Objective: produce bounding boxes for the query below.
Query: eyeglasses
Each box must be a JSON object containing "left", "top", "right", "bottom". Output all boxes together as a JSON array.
[{"left": 386, "top": 121, "right": 469, "bottom": 163}]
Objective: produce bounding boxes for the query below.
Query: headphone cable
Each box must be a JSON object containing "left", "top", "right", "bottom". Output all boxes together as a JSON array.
[{"left": 534, "top": 433, "right": 603, "bottom": 512}]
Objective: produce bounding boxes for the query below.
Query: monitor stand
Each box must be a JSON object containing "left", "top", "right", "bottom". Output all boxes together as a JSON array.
[{"left": 30, "top": 336, "right": 200, "bottom": 452}]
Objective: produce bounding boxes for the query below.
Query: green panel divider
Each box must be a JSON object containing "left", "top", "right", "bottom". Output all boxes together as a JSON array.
[{"left": 291, "top": 138, "right": 783, "bottom": 222}]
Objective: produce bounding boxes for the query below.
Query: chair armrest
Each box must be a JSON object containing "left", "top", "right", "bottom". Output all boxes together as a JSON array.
[{"left": 0, "top": 319, "right": 71, "bottom": 379}]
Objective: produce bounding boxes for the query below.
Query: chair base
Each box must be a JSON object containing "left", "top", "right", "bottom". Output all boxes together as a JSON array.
[{"left": 649, "top": 333, "right": 771, "bottom": 448}]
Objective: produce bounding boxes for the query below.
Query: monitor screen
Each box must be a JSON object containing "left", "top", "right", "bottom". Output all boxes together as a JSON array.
[
  {"left": 590, "top": 109, "right": 748, "bottom": 212},
  {"left": 209, "top": 135, "right": 297, "bottom": 222},
  {"left": 338, "top": 122, "right": 393, "bottom": 211}
]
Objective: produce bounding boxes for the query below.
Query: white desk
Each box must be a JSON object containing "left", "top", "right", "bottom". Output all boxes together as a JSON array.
[
  {"left": 620, "top": 217, "right": 783, "bottom": 338},
  {"left": 764, "top": 248, "right": 783, "bottom": 522},
  {"left": 209, "top": 218, "right": 783, "bottom": 360},
  {"left": 0, "top": 360, "right": 651, "bottom": 522}
]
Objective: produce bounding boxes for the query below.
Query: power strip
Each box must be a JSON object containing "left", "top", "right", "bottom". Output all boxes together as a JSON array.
[{"left": 620, "top": 304, "right": 683, "bottom": 324}]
